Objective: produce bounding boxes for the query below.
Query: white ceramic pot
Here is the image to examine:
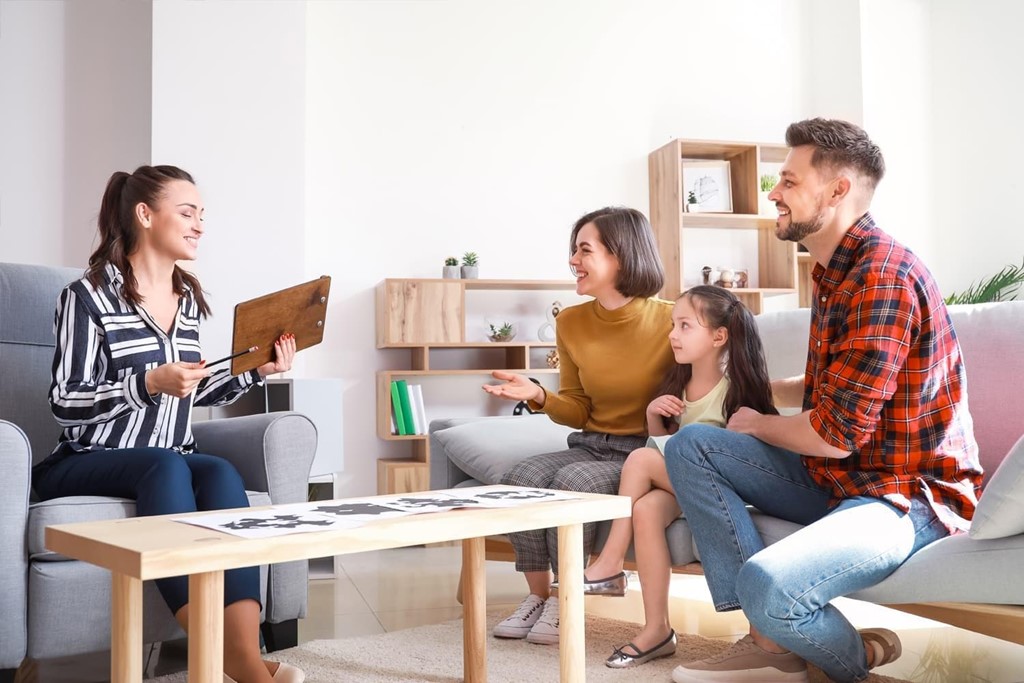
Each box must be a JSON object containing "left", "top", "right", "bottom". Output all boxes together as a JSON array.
[
  {"left": 442, "top": 266, "right": 460, "bottom": 279},
  {"left": 461, "top": 265, "right": 479, "bottom": 279}
]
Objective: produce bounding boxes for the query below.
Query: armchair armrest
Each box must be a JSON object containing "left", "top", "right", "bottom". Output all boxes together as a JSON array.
[
  {"left": 0, "top": 420, "right": 31, "bottom": 668},
  {"left": 191, "top": 412, "right": 317, "bottom": 624},
  {"left": 191, "top": 412, "right": 317, "bottom": 505}
]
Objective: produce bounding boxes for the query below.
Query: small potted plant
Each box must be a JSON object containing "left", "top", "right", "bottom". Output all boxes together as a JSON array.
[
  {"left": 442, "top": 256, "right": 460, "bottom": 279},
  {"left": 461, "top": 251, "right": 479, "bottom": 279},
  {"left": 759, "top": 173, "right": 778, "bottom": 215},
  {"left": 487, "top": 321, "right": 516, "bottom": 342},
  {"left": 686, "top": 190, "right": 699, "bottom": 213}
]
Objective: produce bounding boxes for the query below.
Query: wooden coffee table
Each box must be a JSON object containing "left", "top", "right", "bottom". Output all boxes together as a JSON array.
[{"left": 46, "top": 486, "right": 630, "bottom": 683}]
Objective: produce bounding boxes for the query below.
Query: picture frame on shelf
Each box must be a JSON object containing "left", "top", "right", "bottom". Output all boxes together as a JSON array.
[{"left": 682, "top": 159, "right": 733, "bottom": 213}]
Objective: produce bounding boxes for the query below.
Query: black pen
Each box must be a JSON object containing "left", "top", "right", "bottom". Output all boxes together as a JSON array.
[{"left": 204, "top": 345, "right": 259, "bottom": 369}]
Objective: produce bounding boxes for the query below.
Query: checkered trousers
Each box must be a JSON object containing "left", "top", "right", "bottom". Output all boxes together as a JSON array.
[{"left": 500, "top": 430, "right": 647, "bottom": 574}]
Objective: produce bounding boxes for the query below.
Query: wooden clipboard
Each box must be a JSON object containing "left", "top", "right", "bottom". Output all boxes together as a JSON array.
[{"left": 229, "top": 276, "right": 331, "bottom": 375}]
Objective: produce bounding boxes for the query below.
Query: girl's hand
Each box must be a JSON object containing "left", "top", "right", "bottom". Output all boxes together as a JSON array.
[
  {"left": 257, "top": 334, "right": 297, "bottom": 377},
  {"left": 145, "top": 361, "right": 211, "bottom": 399},
  {"left": 483, "top": 370, "right": 546, "bottom": 405},
  {"left": 646, "top": 394, "right": 685, "bottom": 419}
]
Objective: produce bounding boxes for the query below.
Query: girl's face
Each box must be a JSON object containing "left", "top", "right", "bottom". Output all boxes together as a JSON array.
[
  {"left": 569, "top": 222, "right": 620, "bottom": 299},
  {"left": 137, "top": 179, "right": 204, "bottom": 262},
  {"left": 668, "top": 296, "right": 727, "bottom": 365}
]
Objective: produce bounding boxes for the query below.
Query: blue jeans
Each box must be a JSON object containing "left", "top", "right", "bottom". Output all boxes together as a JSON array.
[
  {"left": 34, "top": 448, "right": 261, "bottom": 615},
  {"left": 663, "top": 425, "right": 948, "bottom": 683}
]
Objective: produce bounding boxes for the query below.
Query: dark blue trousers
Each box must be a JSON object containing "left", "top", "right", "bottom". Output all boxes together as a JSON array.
[{"left": 34, "top": 447, "right": 261, "bottom": 615}]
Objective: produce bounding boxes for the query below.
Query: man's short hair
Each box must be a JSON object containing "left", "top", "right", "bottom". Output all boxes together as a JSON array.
[{"left": 785, "top": 118, "right": 885, "bottom": 189}]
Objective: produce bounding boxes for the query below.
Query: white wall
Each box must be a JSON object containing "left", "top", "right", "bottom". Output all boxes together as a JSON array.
[
  {"left": 151, "top": 0, "right": 308, "bottom": 363},
  {"left": 859, "top": 0, "right": 935, "bottom": 265},
  {"left": 0, "top": 0, "right": 65, "bottom": 265},
  {"left": 304, "top": 0, "right": 809, "bottom": 496},
  {"left": 928, "top": 0, "right": 1024, "bottom": 293},
  {"left": 63, "top": 0, "right": 152, "bottom": 268}
]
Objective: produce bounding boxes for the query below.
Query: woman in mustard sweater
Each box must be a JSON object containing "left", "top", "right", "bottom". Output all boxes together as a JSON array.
[{"left": 483, "top": 206, "right": 674, "bottom": 645}]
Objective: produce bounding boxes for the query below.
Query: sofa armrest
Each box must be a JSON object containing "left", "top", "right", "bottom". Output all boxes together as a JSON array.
[
  {"left": 0, "top": 420, "right": 31, "bottom": 667},
  {"left": 191, "top": 412, "right": 316, "bottom": 624},
  {"left": 191, "top": 412, "right": 316, "bottom": 505}
]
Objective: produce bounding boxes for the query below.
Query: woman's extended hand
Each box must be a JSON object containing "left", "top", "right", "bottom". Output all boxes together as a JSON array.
[
  {"left": 257, "top": 333, "right": 297, "bottom": 378},
  {"left": 483, "top": 370, "right": 546, "bottom": 406},
  {"left": 145, "top": 361, "right": 211, "bottom": 399},
  {"left": 646, "top": 394, "right": 685, "bottom": 420}
]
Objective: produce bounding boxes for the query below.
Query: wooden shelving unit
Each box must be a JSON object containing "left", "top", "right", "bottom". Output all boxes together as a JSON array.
[
  {"left": 375, "top": 278, "right": 577, "bottom": 494},
  {"left": 797, "top": 252, "right": 814, "bottom": 308},
  {"left": 648, "top": 139, "right": 797, "bottom": 314}
]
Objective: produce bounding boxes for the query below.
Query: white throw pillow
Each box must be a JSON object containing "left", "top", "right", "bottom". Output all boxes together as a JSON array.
[{"left": 969, "top": 434, "right": 1024, "bottom": 540}]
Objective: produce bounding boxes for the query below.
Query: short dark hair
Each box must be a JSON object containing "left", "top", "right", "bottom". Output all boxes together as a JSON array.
[
  {"left": 570, "top": 206, "right": 664, "bottom": 298},
  {"left": 785, "top": 118, "right": 885, "bottom": 190}
]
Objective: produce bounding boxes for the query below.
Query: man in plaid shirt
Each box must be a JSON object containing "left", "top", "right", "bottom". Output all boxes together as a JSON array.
[{"left": 664, "top": 119, "right": 983, "bottom": 683}]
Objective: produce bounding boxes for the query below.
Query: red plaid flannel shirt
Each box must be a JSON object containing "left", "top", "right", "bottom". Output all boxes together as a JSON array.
[{"left": 802, "top": 213, "right": 982, "bottom": 532}]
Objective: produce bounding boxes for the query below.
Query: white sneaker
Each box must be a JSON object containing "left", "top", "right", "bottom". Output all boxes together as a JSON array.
[
  {"left": 493, "top": 594, "right": 546, "bottom": 639},
  {"left": 526, "top": 596, "right": 560, "bottom": 645}
]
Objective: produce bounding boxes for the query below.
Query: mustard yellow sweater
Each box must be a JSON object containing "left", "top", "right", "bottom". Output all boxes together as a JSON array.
[{"left": 529, "top": 297, "right": 675, "bottom": 436}]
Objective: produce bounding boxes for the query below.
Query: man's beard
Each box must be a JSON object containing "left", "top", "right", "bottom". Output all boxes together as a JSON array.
[{"left": 776, "top": 196, "right": 825, "bottom": 243}]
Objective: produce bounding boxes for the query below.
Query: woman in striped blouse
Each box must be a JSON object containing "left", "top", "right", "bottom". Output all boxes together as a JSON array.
[{"left": 32, "top": 166, "right": 303, "bottom": 683}]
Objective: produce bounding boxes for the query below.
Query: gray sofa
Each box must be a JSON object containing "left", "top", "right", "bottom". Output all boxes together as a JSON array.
[
  {"left": 430, "top": 301, "right": 1024, "bottom": 644},
  {"left": 0, "top": 262, "right": 316, "bottom": 678}
]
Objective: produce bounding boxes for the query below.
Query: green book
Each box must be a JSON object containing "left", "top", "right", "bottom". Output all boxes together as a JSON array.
[
  {"left": 390, "top": 380, "right": 409, "bottom": 436},
  {"left": 395, "top": 379, "right": 417, "bottom": 436}
]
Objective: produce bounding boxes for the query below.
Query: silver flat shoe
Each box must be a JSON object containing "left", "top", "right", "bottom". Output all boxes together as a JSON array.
[
  {"left": 550, "top": 571, "right": 627, "bottom": 597},
  {"left": 605, "top": 630, "right": 677, "bottom": 668}
]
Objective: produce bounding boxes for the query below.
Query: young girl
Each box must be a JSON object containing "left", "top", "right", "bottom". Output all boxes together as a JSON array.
[{"left": 583, "top": 285, "right": 777, "bottom": 668}]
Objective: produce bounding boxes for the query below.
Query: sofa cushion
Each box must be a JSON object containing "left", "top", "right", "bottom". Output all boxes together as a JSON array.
[
  {"left": 969, "top": 434, "right": 1024, "bottom": 540},
  {"left": 432, "top": 416, "right": 573, "bottom": 485},
  {"left": 30, "top": 490, "right": 274, "bottom": 560}
]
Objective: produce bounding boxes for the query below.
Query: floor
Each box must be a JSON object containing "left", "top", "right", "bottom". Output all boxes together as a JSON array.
[{"left": 24, "top": 546, "right": 1024, "bottom": 682}]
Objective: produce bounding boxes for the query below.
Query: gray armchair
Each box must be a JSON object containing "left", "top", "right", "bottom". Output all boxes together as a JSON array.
[{"left": 0, "top": 262, "right": 316, "bottom": 678}]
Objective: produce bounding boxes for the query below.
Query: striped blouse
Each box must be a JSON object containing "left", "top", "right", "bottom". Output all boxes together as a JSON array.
[{"left": 45, "top": 263, "right": 263, "bottom": 460}]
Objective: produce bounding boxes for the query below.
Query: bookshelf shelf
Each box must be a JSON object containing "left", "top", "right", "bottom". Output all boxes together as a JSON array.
[
  {"left": 649, "top": 138, "right": 798, "bottom": 314},
  {"left": 375, "top": 278, "right": 576, "bottom": 494}
]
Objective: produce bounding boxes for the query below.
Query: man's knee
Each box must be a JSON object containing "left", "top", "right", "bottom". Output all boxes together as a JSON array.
[{"left": 736, "top": 553, "right": 805, "bottom": 621}]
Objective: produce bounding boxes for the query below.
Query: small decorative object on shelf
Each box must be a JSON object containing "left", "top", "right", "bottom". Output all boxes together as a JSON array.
[
  {"left": 537, "top": 300, "right": 562, "bottom": 342},
  {"left": 442, "top": 256, "right": 460, "bottom": 279},
  {"left": 701, "top": 265, "right": 713, "bottom": 285},
  {"left": 546, "top": 348, "right": 560, "bottom": 369},
  {"left": 735, "top": 269, "right": 749, "bottom": 289},
  {"left": 487, "top": 321, "right": 516, "bottom": 342},
  {"left": 686, "top": 190, "right": 699, "bottom": 213},
  {"left": 461, "top": 251, "right": 479, "bottom": 279},
  {"left": 716, "top": 267, "right": 736, "bottom": 288}
]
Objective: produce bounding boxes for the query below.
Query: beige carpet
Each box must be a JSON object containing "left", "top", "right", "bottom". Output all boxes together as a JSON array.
[{"left": 146, "top": 612, "right": 912, "bottom": 682}]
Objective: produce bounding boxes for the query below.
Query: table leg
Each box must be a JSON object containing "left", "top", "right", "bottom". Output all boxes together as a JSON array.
[
  {"left": 188, "top": 571, "right": 225, "bottom": 683},
  {"left": 111, "top": 572, "right": 142, "bottom": 683},
  {"left": 462, "top": 536, "right": 487, "bottom": 683},
  {"left": 557, "top": 523, "right": 585, "bottom": 683}
]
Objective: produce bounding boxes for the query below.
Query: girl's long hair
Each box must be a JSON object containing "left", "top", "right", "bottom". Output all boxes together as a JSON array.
[
  {"left": 85, "top": 165, "right": 210, "bottom": 317},
  {"left": 654, "top": 285, "right": 777, "bottom": 429}
]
